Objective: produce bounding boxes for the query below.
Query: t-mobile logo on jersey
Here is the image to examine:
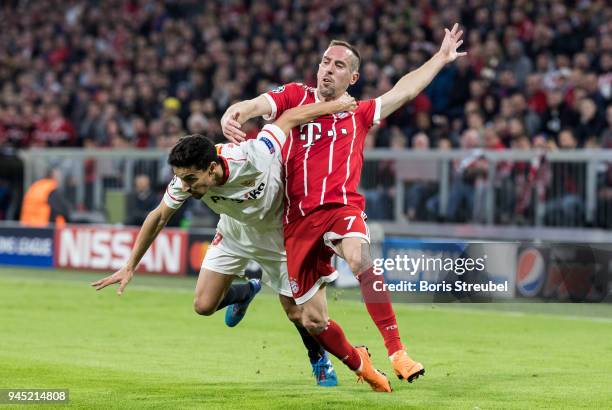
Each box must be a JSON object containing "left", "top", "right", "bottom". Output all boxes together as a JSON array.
[
  {"left": 300, "top": 122, "right": 348, "bottom": 147},
  {"left": 300, "top": 123, "right": 321, "bottom": 147}
]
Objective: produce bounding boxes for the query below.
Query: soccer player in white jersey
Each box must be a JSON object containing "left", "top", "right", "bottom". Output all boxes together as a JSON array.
[{"left": 92, "top": 94, "right": 357, "bottom": 387}]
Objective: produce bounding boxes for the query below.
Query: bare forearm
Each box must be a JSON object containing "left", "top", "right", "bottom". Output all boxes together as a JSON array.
[
  {"left": 125, "top": 208, "right": 167, "bottom": 271},
  {"left": 276, "top": 100, "right": 342, "bottom": 134},
  {"left": 230, "top": 95, "right": 271, "bottom": 124},
  {"left": 229, "top": 100, "right": 258, "bottom": 124},
  {"left": 399, "top": 51, "right": 446, "bottom": 99},
  {"left": 381, "top": 52, "right": 446, "bottom": 118}
]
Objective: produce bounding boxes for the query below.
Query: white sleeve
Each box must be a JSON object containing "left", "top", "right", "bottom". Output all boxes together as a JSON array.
[
  {"left": 243, "top": 123, "right": 287, "bottom": 171},
  {"left": 162, "top": 176, "right": 191, "bottom": 209},
  {"left": 373, "top": 97, "right": 382, "bottom": 126}
]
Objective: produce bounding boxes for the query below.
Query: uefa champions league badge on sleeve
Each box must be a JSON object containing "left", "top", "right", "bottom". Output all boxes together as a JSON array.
[{"left": 259, "top": 137, "right": 275, "bottom": 154}]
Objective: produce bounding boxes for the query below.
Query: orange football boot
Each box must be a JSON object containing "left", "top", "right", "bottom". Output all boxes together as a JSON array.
[
  {"left": 389, "top": 346, "right": 425, "bottom": 382},
  {"left": 354, "top": 346, "right": 392, "bottom": 393}
]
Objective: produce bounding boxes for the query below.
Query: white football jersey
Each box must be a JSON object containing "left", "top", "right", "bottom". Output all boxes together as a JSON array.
[{"left": 163, "top": 124, "right": 286, "bottom": 229}]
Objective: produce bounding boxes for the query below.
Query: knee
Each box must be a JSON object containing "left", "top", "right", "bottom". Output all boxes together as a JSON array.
[
  {"left": 193, "top": 298, "right": 216, "bottom": 316},
  {"left": 301, "top": 312, "right": 328, "bottom": 335},
  {"left": 285, "top": 305, "right": 302, "bottom": 324},
  {"left": 344, "top": 248, "right": 370, "bottom": 275}
]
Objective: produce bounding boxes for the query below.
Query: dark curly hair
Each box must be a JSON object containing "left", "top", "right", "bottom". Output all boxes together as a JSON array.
[{"left": 168, "top": 134, "right": 218, "bottom": 171}]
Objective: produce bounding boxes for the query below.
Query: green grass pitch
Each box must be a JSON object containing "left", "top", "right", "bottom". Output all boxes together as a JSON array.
[{"left": 1, "top": 267, "right": 611, "bottom": 409}]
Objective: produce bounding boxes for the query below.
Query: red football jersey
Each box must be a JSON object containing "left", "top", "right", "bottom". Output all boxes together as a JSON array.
[{"left": 263, "top": 83, "right": 381, "bottom": 224}]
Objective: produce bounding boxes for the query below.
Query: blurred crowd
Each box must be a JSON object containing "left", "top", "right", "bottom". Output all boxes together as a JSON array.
[
  {"left": 0, "top": 0, "right": 611, "bottom": 226},
  {"left": 0, "top": 0, "right": 610, "bottom": 151}
]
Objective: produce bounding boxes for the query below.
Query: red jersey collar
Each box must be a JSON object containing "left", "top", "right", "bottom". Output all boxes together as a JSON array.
[{"left": 218, "top": 156, "right": 230, "bottom": 185}]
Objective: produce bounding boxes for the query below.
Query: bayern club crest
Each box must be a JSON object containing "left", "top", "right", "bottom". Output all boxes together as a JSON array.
[
  {"left": 289, "top": 279, "right": 299, "bottom": 293},
  {"left": 271, "top": 85, "right": 285, "bottom": 93}
]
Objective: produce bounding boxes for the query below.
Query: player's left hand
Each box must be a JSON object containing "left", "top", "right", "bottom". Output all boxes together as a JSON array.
[
  {"left": 438, "top": 23, "right": 467, "bottom": 64},
  {"left": 221, "top": 110, "right": 246, "bottom": 143},
  {"left": 91, "top": 266, "right": 134, "bottom": 296}
]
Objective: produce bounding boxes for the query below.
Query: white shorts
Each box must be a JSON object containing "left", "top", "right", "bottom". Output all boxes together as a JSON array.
[{"left": 202, "top": 215, "right": 292, "bottom": 297}]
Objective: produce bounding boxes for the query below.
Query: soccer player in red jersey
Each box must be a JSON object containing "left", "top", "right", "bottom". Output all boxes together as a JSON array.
[{"left": 222, "top": 24, "right": 466, "bottom": 392}]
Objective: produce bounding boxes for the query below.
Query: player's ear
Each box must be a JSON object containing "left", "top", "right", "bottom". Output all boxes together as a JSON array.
[
  {"left": 350, "top": 71, "right": 359, "bottom": 85},
  {"left": 208, "top": 162, "right": 217, "bottom": 176}
]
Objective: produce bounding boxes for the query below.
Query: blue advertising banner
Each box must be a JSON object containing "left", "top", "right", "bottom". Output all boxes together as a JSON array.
[{"left": 0, "top": 227, "right": 54, "bottom": 268}]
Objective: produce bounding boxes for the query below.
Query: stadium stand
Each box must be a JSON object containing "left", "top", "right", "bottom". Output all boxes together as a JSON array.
[{"left": 0, "top": 0, "right": 610, "bottom": 227}]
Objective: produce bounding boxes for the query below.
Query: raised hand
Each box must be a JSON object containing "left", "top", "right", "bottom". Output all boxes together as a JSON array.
[{"left": 438, "top": 23, "right": 467, "bottom": 64}]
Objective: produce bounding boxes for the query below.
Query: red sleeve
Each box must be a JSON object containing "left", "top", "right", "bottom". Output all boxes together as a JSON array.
[
  {"left": 356, "top": 98, "right": 382, "bottom": 129},
  {"left": 262, "top": 82, "right": 309, "bottom": 121}
]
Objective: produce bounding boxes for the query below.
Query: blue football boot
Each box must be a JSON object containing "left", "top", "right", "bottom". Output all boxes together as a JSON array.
[
  {"left": 224, "top": 279, "right": 261, "bottom": 327},
  {"left": 311, "top": 351, "right": 338, "bottom": 387}
]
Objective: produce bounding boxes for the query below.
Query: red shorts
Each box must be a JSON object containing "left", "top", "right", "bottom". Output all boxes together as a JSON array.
[{"left": 284, "top": 204, "right": 370, "bottom": 304}]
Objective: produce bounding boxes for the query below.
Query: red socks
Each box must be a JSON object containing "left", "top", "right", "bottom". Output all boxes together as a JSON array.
[
  {"left": 357, "top": 267, "right": 403, "bottom": 356},
  {"left": 308, "top": 267, "right": 403, "bottom": 370},
  {"left": 313, "top": 320, "right": 362, "bottom": 371}
]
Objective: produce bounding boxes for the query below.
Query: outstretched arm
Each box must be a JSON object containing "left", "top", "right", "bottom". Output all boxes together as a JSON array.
[
  {"left": 246, "top": 94, "right": 356, "bottom": 171},
  {"left": 221, "top": 95, "right": 273, "bottom": 142},
  {"left": 379, "top": 23, "right": 466, "bottom": 119},
  {"left": 274, "top": 94, "right": 357, "bottom": 135},
  {"left": 91, "top": 201, "right": 177, "bottom": 295}
]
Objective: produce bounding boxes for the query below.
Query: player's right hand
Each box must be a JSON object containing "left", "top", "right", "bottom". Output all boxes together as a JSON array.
[
  {"left": 337, "top": 93, "right": 357, "bottom": 112},
  {"left": 221, "top": 110, "right": 246, "bottom": 143},
  {"left": 91, "top": 266, "right": 134, "bottom": 296}
]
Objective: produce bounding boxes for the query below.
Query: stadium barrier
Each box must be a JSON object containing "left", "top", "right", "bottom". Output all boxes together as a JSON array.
[
  {"left": 0, "top": 222, "right": 214, "bottom": 276},
  {"left": 1, "top": 222, "right": 608, "bottom": 302},
  {"left": 19, "top": 148, "right": 612, "bottom": 229},
  {"left": 377, "top": 223, "right": 611, "bottom": 302},
  {"left": 361, "top": 148, "right": 612, "bottom": 228},
  {"left": 379, "top": 238, "right": 517, "bottom": 300},
  {"left": 0, "top": 224, "right": 54, "bottom": 268},
  {"left": 55, "top": 224, "right": 189, "bottom": 275},
  {"left": 11, "top": 146, "right": 612, "bottom": 302},
  {"left": 515, "top": 243, "right": 610, "bottom": 302}
]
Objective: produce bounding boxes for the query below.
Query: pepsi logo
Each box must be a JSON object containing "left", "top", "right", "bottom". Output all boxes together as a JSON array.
[{"left": 516, "top": 248, "right": 545, "bottom": 297}]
